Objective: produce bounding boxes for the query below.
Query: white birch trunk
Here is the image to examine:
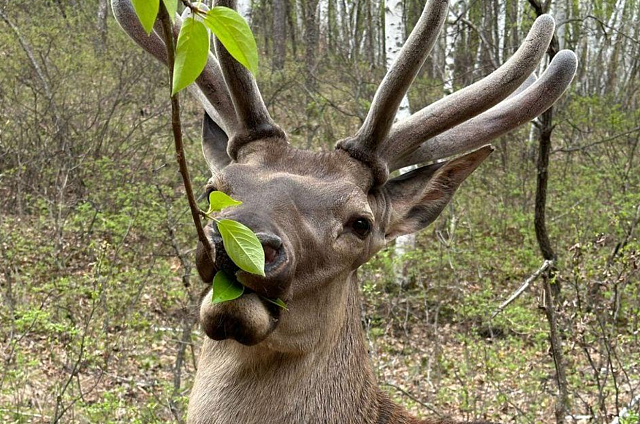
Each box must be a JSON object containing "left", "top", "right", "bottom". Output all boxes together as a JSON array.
[
  {"left": 553, "top": 0, "right": 567, "bottom": 51},
  {"left": 236, "top": 0, "right": 251, "bottom": 23},
  {"left": 444, "top": 0, "right": 463, "bottom": 94},
  {"left": 386, "top": 0, "right": 414, "bottom": 284},
  {"left": 497, "top": 0, "right": 506, "bottom": 63},
  {"left": 603, "top": 0, "right": 626, "bottom": 94},
  {"left": 318, "top": 0, "right": 329, "bottom": 37},
  {"left": 385, "top": 0, "right": 410, "bottom": 119}
]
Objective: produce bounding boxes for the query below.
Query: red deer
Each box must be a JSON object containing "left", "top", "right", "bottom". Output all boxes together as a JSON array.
[{"left": 112, "top": 0, "right": 577, "bottom": 422}]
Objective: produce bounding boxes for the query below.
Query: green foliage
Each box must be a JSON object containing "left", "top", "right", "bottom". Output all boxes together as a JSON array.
[
  {"left": 206, "top": 191, "right": 265, "bottom": 276},
  {"left": 621, "top": 411, "right": 640, "bottom": 424},
  {"left": 162, "top": 0, "right": 178, "bottom": 22},
  {"left": 217, "top": 219, "right": 265, "bottom": 277},
  {"left": 172, "top": 17, "right": 210, "bottom": 95},
  {"left": 206, "top": 191, "right": 242, "bottom": 213},
  {"left": 212, "top": 270, "right": 245, "bottom": 303},
  {"left": 204, "top": 7, "right": 259, "bottom": 75},
  {"left": 131, "top": 0, "right": 160, "bottom": 34}
]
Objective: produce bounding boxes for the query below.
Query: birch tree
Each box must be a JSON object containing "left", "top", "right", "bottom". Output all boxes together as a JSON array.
[
  {"left": 385, "top": 0, "right": 414, "bottom": 283},
  {"left": 237, "top": 0, "right": 252, "bottom": 23}
]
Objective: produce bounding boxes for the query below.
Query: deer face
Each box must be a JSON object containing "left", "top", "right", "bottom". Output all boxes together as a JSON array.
[
  {"left": 195, "top": 128, "right": 493, "bottom": 349},
  {"left": 196, "top": 139, "right": 381, "bottom": 348},
  {"left": 112, "top": 0, "right": 576, "bottom": 352}
]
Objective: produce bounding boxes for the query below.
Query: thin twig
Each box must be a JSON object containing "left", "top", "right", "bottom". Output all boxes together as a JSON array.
[
  {"left": 554, "top": 126, "right": 640, "bottom": 153},
  {"left": 492, "top": 259, "right": 553, "bottom": 319},
  {"left": 158, "top": 3, "right": 213, "bottom": 257},
  {"left": 382, "top": 382, "right": 439, "bottom": 415}
]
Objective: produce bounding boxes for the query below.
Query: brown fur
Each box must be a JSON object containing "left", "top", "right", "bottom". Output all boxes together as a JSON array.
[{"left": 189, "top": 145, "right": 496, "bottom": 424}]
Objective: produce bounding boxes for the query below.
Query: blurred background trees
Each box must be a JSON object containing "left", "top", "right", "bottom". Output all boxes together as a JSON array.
[{"left": 0, "top": 0, "right": 638, "bottom": 423}]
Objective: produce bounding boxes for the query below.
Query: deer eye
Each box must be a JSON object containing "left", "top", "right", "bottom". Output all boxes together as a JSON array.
[{"left": 349, "top": 217, "right": 372, "bottom": 238}]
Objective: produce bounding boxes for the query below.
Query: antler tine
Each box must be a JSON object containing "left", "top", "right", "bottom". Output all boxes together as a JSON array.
[
  {"left": 214, "top": 0, "right": 285, "bottom": 161},
  {"left": 380, "top": 15, "right": 556, "bottom": 175},
  {"left": 336, "top": 0, "right": 449, "bottom": 184},
  {"left": 509, "top": 73, "right": 538, "bottom": 100},
  {"left": 111, "top": 0, "right": 238, "bottom": 136},
  {"left": 337, "top": 0, "right": 448, "bottom": 174},
  {"left": 390, "top": 50, "right": 578, "bottom": 171}
]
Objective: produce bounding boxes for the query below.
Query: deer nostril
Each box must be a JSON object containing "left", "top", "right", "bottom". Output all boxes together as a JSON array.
[
  {"left": 256, "top": 233, "right": 282, "bottom": 250},
  {"left": 263, "top": 245, "right": 278, "bottom": 264},
  {"left": 256, "top": 233, "right": 283, "bottom": 266}
]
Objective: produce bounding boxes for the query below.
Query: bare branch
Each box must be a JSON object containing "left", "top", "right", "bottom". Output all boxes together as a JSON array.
[
  {"left": 491, "top": 260, "right": 553, "bottom": 319},
  {"left": 554, "top": 126, "right": 640, "bottom": 153}
]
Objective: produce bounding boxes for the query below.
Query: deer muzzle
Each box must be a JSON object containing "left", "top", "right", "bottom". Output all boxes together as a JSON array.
[{"left": 196, "top": 225, "right": 294, "bottom": 300}]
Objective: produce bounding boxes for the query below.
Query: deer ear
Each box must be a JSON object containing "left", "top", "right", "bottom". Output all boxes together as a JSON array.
[
  {"left": 202, "top": 113, "right": 232, "bottom": 172},
  {"left": 384, "top": 146, "right": 494, "bottom": 240}
]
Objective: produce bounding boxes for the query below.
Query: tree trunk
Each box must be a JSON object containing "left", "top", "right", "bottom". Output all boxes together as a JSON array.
[
  {"left": 96, "top": 0, "right": 109, "bottom": 51},
  {"left": 527, "top": 2, "right": 568, "bottom": 424},
  {"left": 237, "top": 0, "right": 252, "bottom": 23},
  {"left": 304, "top": 0, "right": 320, "bottom": 90},
  {"left": 272, "top": 0, "right": 287, "bottom": 70},
  {"left": 385, "top": 0, "right": 415, "bottom": 285}
]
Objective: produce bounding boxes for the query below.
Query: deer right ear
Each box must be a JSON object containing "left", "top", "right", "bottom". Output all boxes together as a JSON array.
[
  {"left": 202, "top": 113, "right": 232, "bottom": 172},
  {"left": 383, "top": 146, "right": 494, "bottom": 241}
]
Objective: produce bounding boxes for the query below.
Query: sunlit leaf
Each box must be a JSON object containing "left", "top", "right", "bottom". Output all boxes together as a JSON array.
[
  {"left": 131, "top": 0, "right": 160, "bottom": 35},
  {"left": 203, "top": 7, "right": 258, "bottom": 75},
  {"left": 207, "top": 191, "right": 242, "bottom": 214},
  {"left": 217, "top": 219, "right": 265, "bottom": 276},
  {"left": 212, "top": 270, "right": 244, "bottom": 304},
  {"left": 162, "top": 0, "right": 178, "bottom": 22},
  {"left": 172, "top": 18, "right": 210, "bottom": 95}
]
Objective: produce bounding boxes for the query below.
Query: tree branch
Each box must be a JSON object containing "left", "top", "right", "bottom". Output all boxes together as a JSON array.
[
  {"left": 492, "top": 260, "right": 553, "bottom": 319},
  {"left": 158, "top": 3, "right": 213, "bottom": 257}
]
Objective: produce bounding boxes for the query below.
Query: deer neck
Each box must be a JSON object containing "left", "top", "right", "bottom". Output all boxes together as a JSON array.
[{"left": 187, "top": 272, "right": 412, "bottom": 424}]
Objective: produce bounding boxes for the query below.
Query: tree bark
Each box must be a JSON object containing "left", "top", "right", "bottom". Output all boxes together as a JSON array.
[
  {"left": 527, "top": 2, "right": 568, "bottom": 423},
  {"left": 385, "top": 0, "right": 415, "bottom": 285},
  {"left": 304, "top": 0, "right": 320, "bottom": 90},
  {"left": 96, "top": 0, "right": 109, "bottom": 51},
  {"left": 272, "top": 0, "right": 287, "bottom": 70}
]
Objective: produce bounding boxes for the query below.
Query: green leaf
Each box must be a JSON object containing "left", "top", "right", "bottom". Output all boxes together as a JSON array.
[
  {"left": 263, "top": 297, "right": 288, "bottom": 310},
  {"left": 217, "top": 219, "right": 265, "bottom": 276},
  {"left": 212, "top": 270, "right": 244, "bottom": 304},
  {"left": 172, "top": 18, "right": 210, "bottom": 95},
  {"left": 162, "top": 0, "right": 178, "bottom": 22},
  {"left": 131, "top": 0, "right": 160, "bottom": 35},
  {"left": 207, "top": 191, "right": 242, "bottom": 214},
  {"left": 203, "top": 7, "right": 259, "bottom": 75}
]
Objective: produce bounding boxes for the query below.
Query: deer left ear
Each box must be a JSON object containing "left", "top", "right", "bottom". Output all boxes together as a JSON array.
[
  {"left": 383, "top": 146, "right": 494, "bottom": 241},
  {"left": 202, "top": 112, "right": 232, "bottom": 173}
]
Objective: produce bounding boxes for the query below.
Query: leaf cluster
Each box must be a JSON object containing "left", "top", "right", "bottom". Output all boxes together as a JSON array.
[{"left": 130, "top": 0, "right": 258, "bottom": 95}]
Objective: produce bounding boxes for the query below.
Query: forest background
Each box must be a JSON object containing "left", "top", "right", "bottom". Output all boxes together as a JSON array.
[{"left": 0, "top": 0, "right": 639, "bottom": 423}]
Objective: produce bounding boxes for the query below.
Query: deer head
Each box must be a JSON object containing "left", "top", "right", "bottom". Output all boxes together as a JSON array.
[{"left": 113, "top": 0, "right": 577, "bottom": 422}]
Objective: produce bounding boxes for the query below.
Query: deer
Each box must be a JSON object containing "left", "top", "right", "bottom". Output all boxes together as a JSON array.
[{"left": 111, "top": 0, "right": 577, "bottom": 423}]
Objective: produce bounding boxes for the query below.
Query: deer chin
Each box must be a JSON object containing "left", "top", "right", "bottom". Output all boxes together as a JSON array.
[{"left": 199, "top": 289, "right": 279, "bottom": 346}]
